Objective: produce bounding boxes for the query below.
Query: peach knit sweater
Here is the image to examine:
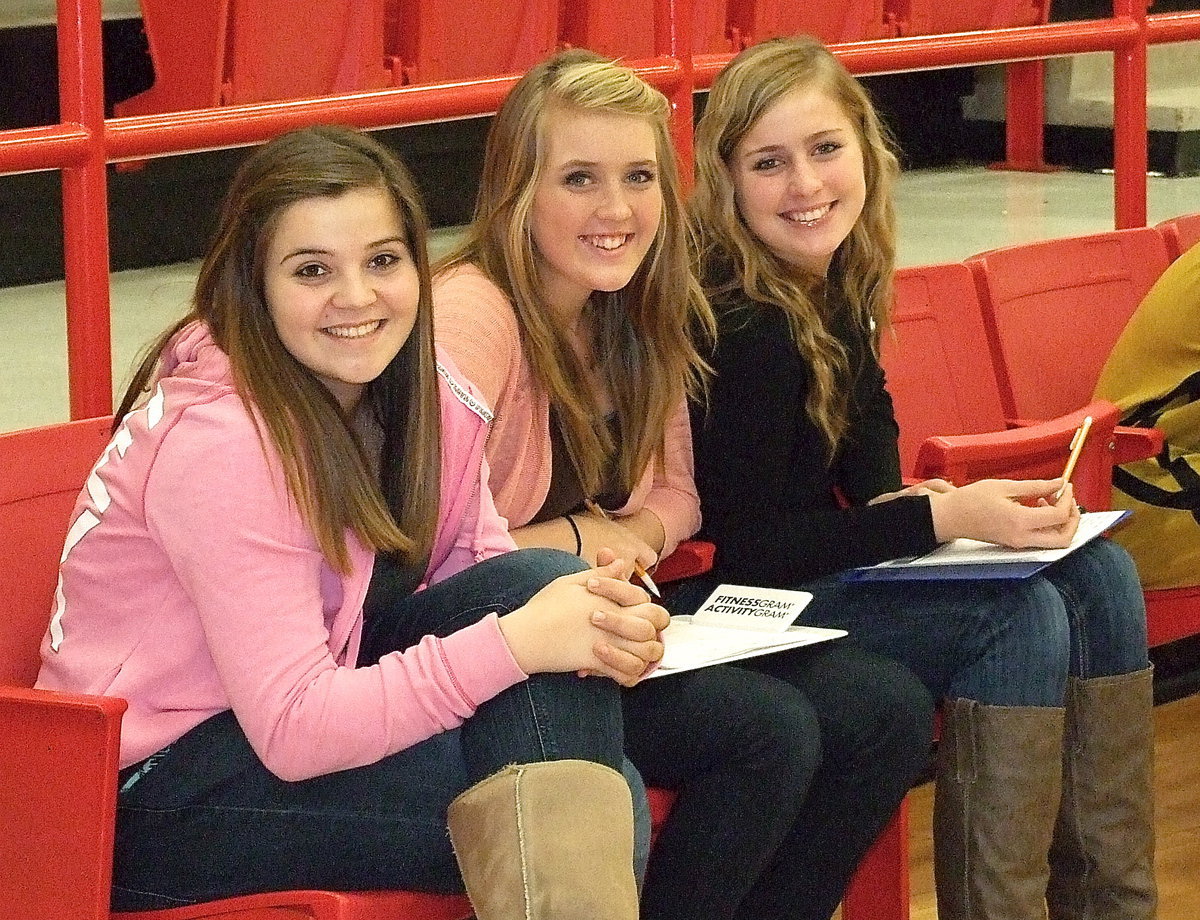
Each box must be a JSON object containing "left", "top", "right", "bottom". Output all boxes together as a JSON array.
[{"left": 433, "top": 263, "right": 700, "bottom": 557}]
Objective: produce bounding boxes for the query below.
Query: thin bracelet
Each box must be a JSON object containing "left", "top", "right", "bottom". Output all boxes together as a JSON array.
[{"left": 563, "top": 514, "right": 583, "bottom": 556}]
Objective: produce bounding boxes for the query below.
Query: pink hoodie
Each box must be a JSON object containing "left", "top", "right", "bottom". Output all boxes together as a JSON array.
[{"left": 36, "top": 323, "right": 525, "bottom": 780}]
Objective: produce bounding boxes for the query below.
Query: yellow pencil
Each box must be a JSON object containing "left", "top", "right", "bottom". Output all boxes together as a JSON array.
[
  {"left": 1055, "top": 415, "right": 1093, "bottom": 502},
  {"left": 583, "top": 499, "right": 661, "bottom": 597}
]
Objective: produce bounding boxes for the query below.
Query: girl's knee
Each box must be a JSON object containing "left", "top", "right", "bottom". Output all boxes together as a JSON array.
[
  {"left": 867, "top": 656, "right": 936, "bottom": 744},
  {"left": 1046, "top": 539, "right": 1149, "bottom": 668},
  {"left": 1008, "top": 578, "right": 1068, "bottom": 633},
  {"left": 1044, "top": 538, "right": 1143, "bottom": 627},
  {"left": 486, "top": 547, "right": 589, "bottom": 595},
  {"left": 952, "top": 581, "right": 1071, "bottom": 703},
  {"left": 728, "top": 673, "right": 823, "bottom": 781},
  {"left": 509, "top": 546, "right": 590, "bottom": 574}
]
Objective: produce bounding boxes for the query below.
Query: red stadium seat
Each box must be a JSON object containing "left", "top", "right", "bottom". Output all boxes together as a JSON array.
[
  {"left": 728, "top": 0, "right": 894, "bottom": 46},
  {"left": 890, "top": 256, "right": 1198, "bottom": 648},
  {"left": 560, "top": 0, "right": 659, "bottom": 61},
  {"left": 885, "top": 262, "right": 1121, "bottom": 512},
  {"left": 842, "top": 804, "right": 911, "bottom": 920},
  {"left": 970, "top": 224, "right": 1200, "bottom": 648},
  {"left": 389, "top": 0, "right": 557, "bottom": 84},
  {"left": 965, "top": 228, "right": 1171, "bottom": 423},
  {"left": 112, "top": 0, "right": 227, "bottom": 114},
  {"left": 968, "top": 228, "right": 1200, "bottom": 648},
  {"left": 116, "top": 0, "right": 392, "bottom": 114},
  {"left": 890, "top": 0, "right": 1049, "bottom": 36},
  {"left": 1155, "top": 212, "right": 1200, "bottom": 262},
  {"left": 655, "top": 538, "right": 715, "bottom": 582},
  {"left": 222, "top": 0, "right": 392, "bottom": 103}
]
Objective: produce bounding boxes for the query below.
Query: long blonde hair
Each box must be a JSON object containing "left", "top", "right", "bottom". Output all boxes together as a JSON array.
[
  {"left": 118, "top": 126, "right": 441, "bottom": 573},
  {"left": 692, "top": 35, "right": 899, "bottom": 456},
  {"left": 440, "top": 49, "right": 714, "bottom": 499}
]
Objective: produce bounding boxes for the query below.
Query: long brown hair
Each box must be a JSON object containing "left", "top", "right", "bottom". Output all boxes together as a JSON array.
[
  {"left": 117, "top": 125, "right": 441, "bottom": 573},
  {"left": 692, "top": 35, "right": 900, "bottom": 457},
  {"left": 439, "top": 49, "right": 714, "bottom": 499}
]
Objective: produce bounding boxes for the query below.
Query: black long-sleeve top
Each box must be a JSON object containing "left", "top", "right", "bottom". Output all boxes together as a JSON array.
[{"left": 691, "top": 286, "right": 940, "bottom": 587}]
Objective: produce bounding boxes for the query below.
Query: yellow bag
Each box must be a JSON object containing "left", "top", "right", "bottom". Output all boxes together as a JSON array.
[{"left": 1110, "top": 372, "right": 1200, "bottom": 589}]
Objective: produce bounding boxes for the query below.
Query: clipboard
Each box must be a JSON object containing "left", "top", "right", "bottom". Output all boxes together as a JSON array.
[{"left": 842, "top": 510, "right": 1130, "bottom": 583}]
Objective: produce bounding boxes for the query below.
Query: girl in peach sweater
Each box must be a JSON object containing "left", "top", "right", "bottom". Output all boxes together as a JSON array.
[{"left": 431, "top": 50, "right": 934, "bottom": 920}]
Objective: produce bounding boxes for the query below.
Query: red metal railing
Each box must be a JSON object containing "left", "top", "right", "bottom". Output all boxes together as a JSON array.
[{"left": 1, "top": 0, "right": 1199, "bottom": 420}]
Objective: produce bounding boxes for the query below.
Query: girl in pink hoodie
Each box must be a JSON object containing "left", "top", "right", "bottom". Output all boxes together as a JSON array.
[{"left": 36, "top": 125, "right": 662, "bottom": 920}]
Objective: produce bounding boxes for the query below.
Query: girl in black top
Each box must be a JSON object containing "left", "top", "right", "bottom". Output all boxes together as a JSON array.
[{"left": 676, "top": 36, "right": 1157, "bottom": 920}]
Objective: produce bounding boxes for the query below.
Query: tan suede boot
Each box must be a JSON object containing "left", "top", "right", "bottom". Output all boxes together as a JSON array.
[
  {"left": 1046, "top": 667, "right": 1158, "bottom": 920},
  {"left": 447, "top": 759, "right": 639, "bottom": 920},
  {"left": 933, "top": 698, "right": 1066, "bottom": 920}
]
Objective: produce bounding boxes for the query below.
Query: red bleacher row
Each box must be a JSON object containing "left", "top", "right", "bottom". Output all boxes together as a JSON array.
[
  {"left": 115, "top": 0, "right": 1052, "bottom": 111},
  {"left": 0, "top": 0, "right": 1199, "bottom": 421},
  {"left": 4, "top": 213, "right": 1199, "bottom": 920},
  {"left": 889, "top": 215, "right": 1200, "bottom": 652}
]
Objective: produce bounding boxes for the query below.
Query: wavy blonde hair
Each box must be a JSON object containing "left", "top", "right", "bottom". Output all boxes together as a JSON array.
[
  {"left": 118, "top": 126, "right": 440, "bottom": 573},
  {"left": 440, "top": 49, "right": 714, "bottom": 499},
  {"left": 692, "top": 35, "right": 900, "bottom": 457}
]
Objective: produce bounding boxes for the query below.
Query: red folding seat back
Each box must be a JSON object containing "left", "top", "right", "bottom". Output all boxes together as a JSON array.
[
  {"left": 885, "top": 262, "right": 1012, "bottom": 475},
  {"left": 966, "top": 228, "right": 1171, "bottom": 422},
  {"left": 117, "top": 0, "right": 393, "bottom": 115},
  {"left": 728, "top": 0, "right": 893, "bottom": 46},
  {"left": 892, "top": 0, "right": 1048, "bottom": 37},
  {"left": 0, "top": 416, "right": 113, "bottom": 687},
  {"left": 391, "top": 0, "right": 558, "bottom": 83},
  {"left": 560, "top": 0, "right": 658, "bottom": 60},
  {"left": 113, "top": 1, "right": 228, "bottom": 115},
  {"left": 223, "top": 0, "right": 392, "bottom": 103}
]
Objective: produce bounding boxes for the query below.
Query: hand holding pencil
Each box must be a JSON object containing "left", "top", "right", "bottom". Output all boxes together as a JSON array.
[{"left": 582, "top": 500, "right": 662, "bottom": 597}]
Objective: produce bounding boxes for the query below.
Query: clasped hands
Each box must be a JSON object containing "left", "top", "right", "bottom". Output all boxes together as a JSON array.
[
  {"left": 870, "top": 477, "right": 1081, "bottom": 549},
  {"left": 497, "top": 550, "right": 668, "bottom": 688}
]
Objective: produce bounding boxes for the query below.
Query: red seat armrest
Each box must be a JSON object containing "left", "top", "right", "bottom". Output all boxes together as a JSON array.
[
  {"left": 654, "top": 539, "right": 716, "bottom": 584},
  {"left": 0, "top": 685, "right": 127, "bottom": 918},
  {"left": 915, "top": 402, "right": 1120, "bottom": 512},
  {"left": 1112, "top": 425, "right": 1163, "bottom": 465}
]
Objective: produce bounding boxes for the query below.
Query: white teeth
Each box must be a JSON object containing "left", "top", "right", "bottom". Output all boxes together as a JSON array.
[
  {"left": 584, "top": 234, "right": 628, "bottom": 251},
  {"left": 324, "top": 320, "right": 382, "bottom": 339},
  {"left": 784, "top": 204, "right": 833, "bottom": 226}
]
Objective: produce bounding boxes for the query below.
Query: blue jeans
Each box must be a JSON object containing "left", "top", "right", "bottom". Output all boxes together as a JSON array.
[
  {"left": 111, "top": 549, "right": 640, "bottom": 910},
  {"left": 364, "top": 549, "right": 931, "bottom": 920},
  {"left": 670, "top": 538, "right": 1150, "bottom": 708}
]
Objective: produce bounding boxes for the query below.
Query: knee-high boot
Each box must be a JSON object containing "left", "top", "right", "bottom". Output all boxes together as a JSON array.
[
  {"left": 933, "top": 698, "right": 1066, "bottom": 920},
  {"left": 1046, "top": 667, "right": 1158, "bottom": 920},
  {"left": 447, "top": 759, "right": 640, "bottom": 920}
]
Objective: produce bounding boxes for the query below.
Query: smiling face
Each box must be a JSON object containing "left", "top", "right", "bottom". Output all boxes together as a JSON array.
[
  {"left": 262, "top": 186, "right": 420, "bottom": 412},
  {"left": 730, "top": 84, "right": 866, "bottom": 277},
  {"left": 529, "top": 106, "right": 663, "bottom": 317}
]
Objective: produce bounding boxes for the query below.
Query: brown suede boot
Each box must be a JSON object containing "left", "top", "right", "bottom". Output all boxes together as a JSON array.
[
  {"left": 1046, "top": 667, "right": 1158, "bottom": 920},
  {"left": 934, "top": 698, "right": 1066, "bottom": 920},
  {"left": 447, "top": 759, "right": 639, "bottom": 920}
]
